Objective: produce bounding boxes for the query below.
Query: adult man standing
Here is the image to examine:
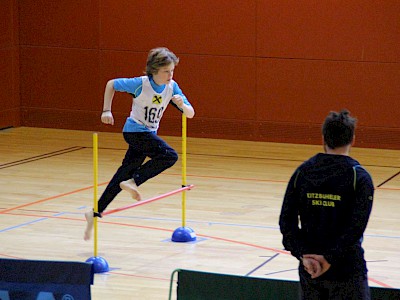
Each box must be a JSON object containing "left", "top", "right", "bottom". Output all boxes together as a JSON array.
[{"left": 279, "top": 110, "right": 374, "bottom": 299}]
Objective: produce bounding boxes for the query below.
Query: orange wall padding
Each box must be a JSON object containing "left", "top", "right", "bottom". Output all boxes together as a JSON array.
[{"left": 1, "top": 1, "right": 400, "bottom": 149}]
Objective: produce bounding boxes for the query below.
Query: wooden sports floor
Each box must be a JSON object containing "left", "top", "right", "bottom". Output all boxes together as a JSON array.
[{"left": 1, "top": 127, "right": 399, "bottom": 299}]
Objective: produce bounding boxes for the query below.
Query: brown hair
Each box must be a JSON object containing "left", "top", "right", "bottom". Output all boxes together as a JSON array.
[{"left": 145, "top": 47, "right": 179, "bottom": 76}]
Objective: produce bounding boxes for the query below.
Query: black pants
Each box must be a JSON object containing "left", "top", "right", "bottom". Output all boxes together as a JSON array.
[
  {"left": 299, "top": 270, "right": 370, "bottom": 300},
  {"left": 97, "top": 132, "right": 178, "bottom": 213}
]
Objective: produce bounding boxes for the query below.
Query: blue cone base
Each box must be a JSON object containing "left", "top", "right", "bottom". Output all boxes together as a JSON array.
[
  {"left": 171, "top": 226, "right": 197, "bottom": 242},
  {"left": 86, "top": 256, "right": 109, "bottom": 273}
]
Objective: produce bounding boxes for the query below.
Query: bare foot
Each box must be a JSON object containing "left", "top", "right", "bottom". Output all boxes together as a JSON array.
[
  {"left": 84, "top": 211, "right": 94, "bottom": 241},
  {"left": 120, "top": 179, "right": 142, "bottom": 201}
]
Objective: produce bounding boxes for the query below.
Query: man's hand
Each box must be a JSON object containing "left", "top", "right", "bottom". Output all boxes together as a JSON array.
[
  {"left": 302, "top": 256, "right": 321, "bottom": 278},
  {"left": 303, "top": 254, "right": 331, "bottom": 278}
]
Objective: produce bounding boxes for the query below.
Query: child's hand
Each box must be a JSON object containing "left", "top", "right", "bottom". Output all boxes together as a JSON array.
[
  {"left": 101, "top": 111, "right": 114, "bottom": 125},
  {"left": 171, "top": 95, "right": 184, "bottom": 108}
]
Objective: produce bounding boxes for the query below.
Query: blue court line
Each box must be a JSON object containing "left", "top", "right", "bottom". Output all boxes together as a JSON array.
[
  {"left": 245, "top": 253, "right": 280, "bottom": 276},
  {"left": 74, "top": 208, "right": 280, "bottom": 229},
  {"left": 4, "top": 210, "right": 400, "bottom": 240},
  {"left": 364, "top": 234, "right": 400, "bottom": 239},
  {"left": 73, "top": 210, "right": 400, "bottom": 240},
  {"left": 0, "top": 212, "right": 66, "bottom": 233},
  {"left": 264, "top": 268, "right": 298, "bottom": 276},
  {"left": 0, "top": 217, "right": 49, "bottom": 233}
]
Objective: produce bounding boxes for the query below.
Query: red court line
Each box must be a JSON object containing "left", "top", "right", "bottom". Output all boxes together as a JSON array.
[
  {"left": 166, "top": 173, "right": 400, "bottom": 190},
  {"left": 0, "top": 182, "right": 108, "bottom": 214},
  {"left": 5, "top": 213, "right": 88, "bottom": 222},
  {"left": 165, "top": 172, "right": 287, "bottom": 183},
  {"left": 108, "top": 271, "right": 170, "bottom": 281},
  {"left": 0, "top": 253, "right": 24, "bottom": 259},
  {"left": 196, "top": 234, "right": 289, "bottom": 255},
  {"left": 2, "top": 212, "right": 394, "bottom": 288},
  {"left": 2, "top": 171, "right": 396, "bottom": 217},
  {"left": 368, "top": 278, "right": 393, "bottom": 288},
  {"left": 376, "top": 186, "right": 400, "bottom": 191},
  {"left": 0, "top": 172, "right": 284, "bottom": 216}
]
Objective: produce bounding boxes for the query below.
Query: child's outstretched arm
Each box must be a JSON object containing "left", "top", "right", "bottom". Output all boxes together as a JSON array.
[
  {"left": 101, "top": 79, "right": 115, "bottom": 125},
  {"left": 171, "top": 95, "right": 195, "bottom": 118}
]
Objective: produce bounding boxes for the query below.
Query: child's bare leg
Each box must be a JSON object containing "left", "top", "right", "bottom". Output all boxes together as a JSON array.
[
  {"left": 119, "top": 179, "right": 142, "bottom": 201},
  {"left": 84, "top": 211, "right": 94, "bottom": 241}
]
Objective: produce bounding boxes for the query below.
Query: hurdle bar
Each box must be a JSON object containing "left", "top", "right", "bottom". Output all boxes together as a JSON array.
[{"left": 101, "top": 184, "right": 195, "bottom": 217}]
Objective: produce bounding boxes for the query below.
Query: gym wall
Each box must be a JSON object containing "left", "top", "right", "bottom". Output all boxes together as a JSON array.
[{"left": 1, "top": 1, "right": 399, "bottom": 149}]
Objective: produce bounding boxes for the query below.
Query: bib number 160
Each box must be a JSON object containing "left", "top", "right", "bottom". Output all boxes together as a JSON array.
[{"left": 144, "top": 106, "right": 164, "bottom": 124}]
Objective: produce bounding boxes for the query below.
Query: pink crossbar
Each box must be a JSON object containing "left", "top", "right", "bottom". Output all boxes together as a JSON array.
[{"left": 102, "top": 184, "right": 195, "bottom": 216}]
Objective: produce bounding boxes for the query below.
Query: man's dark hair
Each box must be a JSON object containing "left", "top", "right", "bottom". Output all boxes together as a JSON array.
[{"left": 322, "top": 109, "right": 357, "bottom": 149}]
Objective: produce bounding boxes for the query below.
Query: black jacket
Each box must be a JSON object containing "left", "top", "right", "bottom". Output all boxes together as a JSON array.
[{"left": 279, "top": 153, "right": 374, "bottom": 280}]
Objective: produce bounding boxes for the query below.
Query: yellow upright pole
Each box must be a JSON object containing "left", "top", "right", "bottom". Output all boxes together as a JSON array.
[
  {"left": 181, "top": 115, "right": 187, "bottom": 227},
  {"left": 86, "top": 133, "right": 109, "bottom": 273},
  {"left": 171, "top": 115, "right": 195, "bottom": 242},
  {"left": 93, "top": 133, "right": 98, "bottom": 257}
]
